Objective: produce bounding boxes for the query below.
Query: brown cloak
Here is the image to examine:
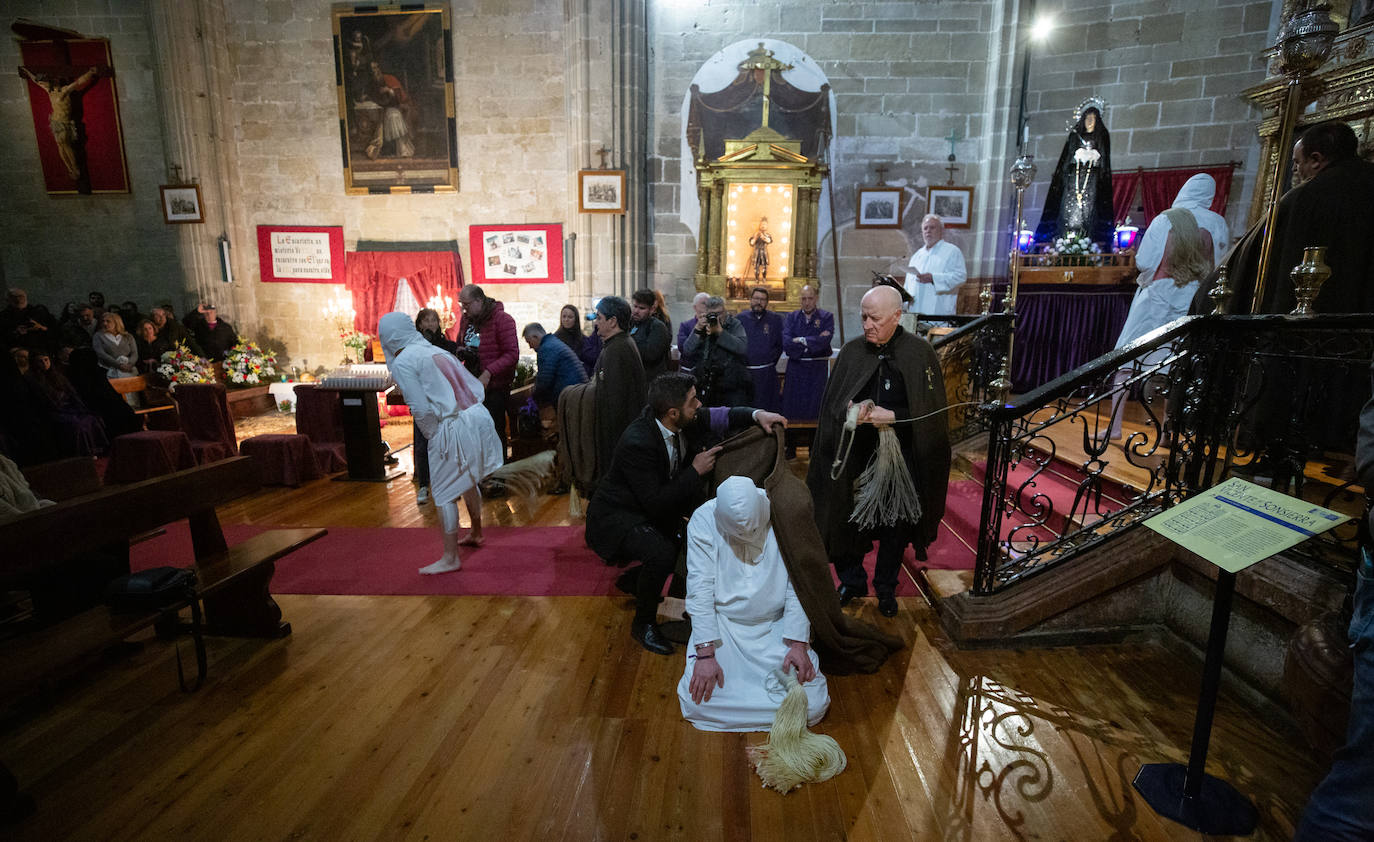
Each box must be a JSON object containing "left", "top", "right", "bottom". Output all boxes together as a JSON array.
[
  {"left": 591, "top": 331, "right": 645, "bottom": 489},
  {"left": 712, "top": 426, "right": 903, "bottom": 674},
  {"left": 805, "top": 326, "right": 951, "bottom": 556}
]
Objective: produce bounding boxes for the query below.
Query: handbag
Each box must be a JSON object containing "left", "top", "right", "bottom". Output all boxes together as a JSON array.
[{"left": 105, "top": 566, "right": 207, "bottom": 691}]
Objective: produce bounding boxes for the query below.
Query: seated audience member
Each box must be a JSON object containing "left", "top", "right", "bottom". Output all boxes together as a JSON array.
[
  {"left": 59, "top": 304, "right": 98, "bottom": 350},
  {"left": 150, "top": 306, "right": 201, "bottom": 355},
  {"left": 678, "top": 476, "right": 828, "bottom": 732},
  {"left": 10, "top": 347, "right": 29, "bottom": 376},
  {"left": 135, "top": 318, "right": 173, "bottom": 374},
  {"left": 523, "top": 322, "right": 588, "bottom": 408},
  {"left": 26, "top": 350, "right": 108, "bottom": 456},
  {"left": 411, "top": 308, "right": 464, "bottom": 506},
  {"left": 119, "top": 300, "right": 144, "bottom": 327},
  {"left": 585, "top": 372, "right": 785, "bottom": 655},
  {"left": 88, "top": 290, "right": 106, "bottom": 318},
  {"left": 92, "top": 312, "right": 139, "bottom": 380},
  {"left": 0, "top": 345, "right": 59, "bottom": 466},
  {"left": 555, "top": 303, "right": 600, "bottom": 376},
  {"left": 189, "top": 302, "right": 238, "bottom": 361},
  {"left": 65, "top": 346, "right": 141, "bottom": 439},
  {"left": 1, "top": 288, "right": 57, "bottom": 354}
]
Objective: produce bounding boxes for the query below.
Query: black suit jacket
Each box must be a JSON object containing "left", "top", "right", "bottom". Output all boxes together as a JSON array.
[{"left": 586, "top": 405, "right": 755, "bottom": 561}]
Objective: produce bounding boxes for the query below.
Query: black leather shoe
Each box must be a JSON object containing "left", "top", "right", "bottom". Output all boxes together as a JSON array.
[
  {"left": 837, "top": 584, "right": 867, "bottom": 607},
  {"left": 631, "top": 622, "right": 674, "bottom": 655},
  {"left": 878, "top": 594, "right": 898, "bottom": 617}
]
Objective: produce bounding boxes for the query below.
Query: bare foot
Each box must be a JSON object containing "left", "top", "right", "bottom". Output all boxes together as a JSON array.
[
  {"left": 419, "top": 555, "right": 462, "bottom": 575},
  {"left": 457, "top": 533, "right": 485, "bottom": 548}
]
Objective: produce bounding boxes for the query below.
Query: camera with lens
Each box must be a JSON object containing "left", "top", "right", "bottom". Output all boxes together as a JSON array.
[{"left": 706, "top": 312, "right": 719, "bottom": 325}]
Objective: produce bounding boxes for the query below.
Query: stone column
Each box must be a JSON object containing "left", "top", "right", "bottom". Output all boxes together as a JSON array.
[{"left": 146, "top": 0, "right": 254, "bottom": 328}]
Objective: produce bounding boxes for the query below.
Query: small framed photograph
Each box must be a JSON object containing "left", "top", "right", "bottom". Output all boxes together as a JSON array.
[
  {"left": 928, "top": 185, "right": 974, "bottom": 228},
  {"left": 855, "top": 186, "right": 903, "bottom": 229},
  {"left": 579, "top": 169, "right": 626, "bottom": 214},
  {"left": 160, "top": 184, "right": 204, "bottom": 224}
]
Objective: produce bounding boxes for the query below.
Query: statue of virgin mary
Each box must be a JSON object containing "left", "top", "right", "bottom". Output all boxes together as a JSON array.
[{"left": 1033, "top": 100, "right": 1115, "bottom": 246}]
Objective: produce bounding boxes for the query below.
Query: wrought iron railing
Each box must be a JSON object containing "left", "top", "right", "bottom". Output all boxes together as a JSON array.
[
  {"left": 972, "top": 313, "right": 1374, "bottom": 595},
  {"left": 930, "top": 313, "right": 1013, "bottom": 445}
]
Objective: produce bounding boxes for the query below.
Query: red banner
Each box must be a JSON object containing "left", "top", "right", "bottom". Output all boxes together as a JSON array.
[{"left": 257, "top": 225, "right": 347, "bottom": 284}]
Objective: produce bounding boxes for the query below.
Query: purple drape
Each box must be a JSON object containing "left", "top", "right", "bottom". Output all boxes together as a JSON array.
[{"left": 1010, "top": 283, "right": 1135, "bottom": 393}]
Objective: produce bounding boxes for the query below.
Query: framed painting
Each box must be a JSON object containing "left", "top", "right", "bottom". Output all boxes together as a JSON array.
[
  {"left": 579, "top": 170, "right": 626, "bottom": 213},
  {"left": 855, "top": 186, "right": 902, "bottom": 229},
  {"left": 18, "top": 36, "right": 130, "bottom": 195},
  {"left": 468, "top": 224, "right": 564, "bottom": 285},
  {"left": 928, "top": 185, "right": 974, "bottom": 228},
  {"left": 256, "top": 225, "right": 347, "bottom": 283},
  {"left": 333, "top": 3, "right": 457, "bottom": 195},
  {"left": 160, "top": 184, "right": 204, "bottom": 224}
]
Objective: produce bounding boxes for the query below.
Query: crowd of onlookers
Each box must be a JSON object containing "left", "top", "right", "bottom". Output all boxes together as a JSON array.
[{"left": 0, "top": 288, "right": 239, "bottom": 466}]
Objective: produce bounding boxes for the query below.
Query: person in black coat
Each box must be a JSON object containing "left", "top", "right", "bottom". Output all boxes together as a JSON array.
[{"left": 585, "top": 372, "right": 785, "bottom": 655}]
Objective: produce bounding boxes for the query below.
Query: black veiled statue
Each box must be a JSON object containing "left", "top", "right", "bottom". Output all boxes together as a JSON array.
[{"left": 1034, "top": 105, "right": 1114, "bottom": 246}]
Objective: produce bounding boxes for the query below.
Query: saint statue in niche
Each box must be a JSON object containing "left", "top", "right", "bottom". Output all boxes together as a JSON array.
[
  {"left": 1034, "top": 102, "right": 1114, "bottom": 246},
  {"left": 746, "top": 218, "right": 773, "bottom": 282}
]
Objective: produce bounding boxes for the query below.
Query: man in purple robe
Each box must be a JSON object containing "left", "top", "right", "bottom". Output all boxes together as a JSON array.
[
  {"left": 781, "top": 285, "right": 833, "bottom": 422},
  {"left": 676, "top": 292, "right": 709, "bottom": 377},
  {"left": 739, "top": 287, "right": 783, "bottom": 412}
]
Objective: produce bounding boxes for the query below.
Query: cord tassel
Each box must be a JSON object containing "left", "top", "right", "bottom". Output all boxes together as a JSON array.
[{"left": 745, "top": 668, "right": 846, "bottom": 793}]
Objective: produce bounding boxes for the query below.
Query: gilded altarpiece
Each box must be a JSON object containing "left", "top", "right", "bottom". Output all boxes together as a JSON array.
[{"left": 688, "top": 45, "right": 830, "bottom": 309}]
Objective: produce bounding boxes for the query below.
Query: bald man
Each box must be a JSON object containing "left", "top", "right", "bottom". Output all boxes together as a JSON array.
[
  {"left": 781, "top": 284, "right": 834, "bottom": 422},
  {"left": 805, "top": 286, "right": 951, "bottom": 617}
]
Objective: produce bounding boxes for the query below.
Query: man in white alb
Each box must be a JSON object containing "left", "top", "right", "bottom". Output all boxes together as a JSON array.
[{"left": 903, "top": 214, "right": 967, "bottom": 317}]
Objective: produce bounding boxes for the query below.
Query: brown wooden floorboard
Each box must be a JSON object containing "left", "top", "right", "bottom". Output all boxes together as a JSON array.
[{"left": 0, "top": 428, "right": 1326, "bottom": 841}]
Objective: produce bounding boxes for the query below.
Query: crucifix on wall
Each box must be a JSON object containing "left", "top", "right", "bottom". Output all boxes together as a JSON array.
[{"left": 944, "top": 128, "right": 962, "bottom": 186}]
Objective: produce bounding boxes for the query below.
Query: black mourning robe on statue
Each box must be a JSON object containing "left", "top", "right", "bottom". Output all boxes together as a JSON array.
[
  {"left": 1034, "top": 109, "right": 1115, "bottom": 247},
  {"left": 805, "top": 326, "right": 951, "bottom": 559}
]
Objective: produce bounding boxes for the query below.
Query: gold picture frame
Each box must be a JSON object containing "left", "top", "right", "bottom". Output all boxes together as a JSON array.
[
  {"left": 578, "top": 170, "right": 626, "bottom": 214},
  {"left": 333, "top": 3, "right": 457, "bottom": 195}
]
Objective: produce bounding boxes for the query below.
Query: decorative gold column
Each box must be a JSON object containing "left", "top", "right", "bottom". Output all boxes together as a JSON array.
[
  {"left": 696, "top": 184, "right": 710, "bottom": 278},
  {"left": 1251, "top": 6, "right": 1338, "bottom": 312}
]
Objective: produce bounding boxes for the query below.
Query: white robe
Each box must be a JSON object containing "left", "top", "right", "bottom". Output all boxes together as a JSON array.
[
  {"left": 1133, "top": 174, "right": 1230, "bottom": 279},
  {"left": 677, "top": 485, "right": 829, "bottom": 732},
  {"left": 903, "top": 239, "right": 967, "bottom": 316},
  {"left": 380, "top": 315, "right": 503, "bottom": 506}
]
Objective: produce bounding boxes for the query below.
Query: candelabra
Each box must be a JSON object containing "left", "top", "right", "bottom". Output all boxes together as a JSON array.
[
  {"left": 323, "top": 289, "right": 362, "bottom": 364},
  {"left": 425, "top": 285, "right": 457, "bottom": 331}
]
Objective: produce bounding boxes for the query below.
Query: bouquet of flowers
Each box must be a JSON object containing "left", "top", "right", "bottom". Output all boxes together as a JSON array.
[
  {"left": 341, "top": 330, "right": 371, "bottom": 364},
  {"left": 1049, "top": 233, "right": 1101, "bottom": 256},
  {"left": 513, "top": 356, "right": 536, "bottom": 388},
  {"left": 224, "top": 340, "right": 278, "bottom": 386},
  {"left": 157, "top": 342, "right": 216, "bottom": 389}
]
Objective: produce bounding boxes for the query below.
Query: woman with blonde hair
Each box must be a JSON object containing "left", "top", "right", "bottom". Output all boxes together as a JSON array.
[{"left": 92, "top": 311, "right": 138, "bottom": 380}]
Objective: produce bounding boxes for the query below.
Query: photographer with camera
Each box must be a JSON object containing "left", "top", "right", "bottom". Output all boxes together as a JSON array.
[{"left": 680, "top": 295, "right": 750, "bottom": 408}]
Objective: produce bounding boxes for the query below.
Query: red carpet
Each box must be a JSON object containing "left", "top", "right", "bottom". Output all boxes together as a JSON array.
[{"left": 129, "top": 519, "right": 957, "bottom": 598}]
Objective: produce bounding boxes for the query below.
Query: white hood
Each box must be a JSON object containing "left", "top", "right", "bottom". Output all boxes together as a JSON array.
[
  {"left": 713, "top": 475, "right": 771, "bottom": 565},
  {"left": 1172, "top": 174, "right": 1216, "bottom": 212}
]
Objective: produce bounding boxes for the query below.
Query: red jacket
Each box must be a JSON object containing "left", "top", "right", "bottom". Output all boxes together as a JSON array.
[{"left": 457, "top": 300, "right": 519, "bottom": 390}]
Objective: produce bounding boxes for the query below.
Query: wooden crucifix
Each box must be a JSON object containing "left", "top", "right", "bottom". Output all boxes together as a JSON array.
[
  {"left": 738, "top": 43, "right": 794, "bottom": 131},
  {"left": 595, "top": 145, "right": 611, "bottom": 169},
  {"left": 873, "top": 163, "right": 889, "bottom": 186}
]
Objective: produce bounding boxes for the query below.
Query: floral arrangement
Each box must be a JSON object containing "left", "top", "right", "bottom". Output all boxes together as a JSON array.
[
  {"left": 1049, "top": 233, "right": 1101, "bottom": 256},
  {"left": 157, "top": 342, "right": 216, "bottom": 389},
  {"left": 223, "top": 340, "right": 278, "bottom": 386},
  {"left": 513, "top": 356, "right": 536, "bottom": 388},
  {"left": 341, "top": 330, "right": 371, "bottom": 364}
]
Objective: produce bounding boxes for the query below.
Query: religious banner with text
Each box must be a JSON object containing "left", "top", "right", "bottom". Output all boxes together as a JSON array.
[
  {"left": 256, "top": 225, "right": 347, "bottom": 284},
  {"left": 18, "top": 34, "right": 130, "bottom": 195}
]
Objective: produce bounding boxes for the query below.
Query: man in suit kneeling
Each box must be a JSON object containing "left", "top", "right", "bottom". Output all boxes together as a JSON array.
[{"left": 586, "top": 372, "right": 786, "bottom": 655}]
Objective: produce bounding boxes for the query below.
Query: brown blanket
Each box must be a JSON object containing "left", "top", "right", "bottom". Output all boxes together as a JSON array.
[{"left": 711, "top": 426, "right": 903, "bottom": 675}]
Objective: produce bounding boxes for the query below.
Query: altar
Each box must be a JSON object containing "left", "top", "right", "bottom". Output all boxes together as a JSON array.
[{"left": 998, "top": 252, "right": 1138, "bottom": 393}]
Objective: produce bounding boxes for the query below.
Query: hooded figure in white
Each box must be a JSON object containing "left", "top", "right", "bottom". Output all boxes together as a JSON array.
[
  {"left": 678, "top": 476, "right": 829, "bottom": 732},
  {"left": 1103, "top": 176, "right": 1231, "bottom": 439},
  {"left": 379, "top": 311, "right": 503, "bottom": 574}
]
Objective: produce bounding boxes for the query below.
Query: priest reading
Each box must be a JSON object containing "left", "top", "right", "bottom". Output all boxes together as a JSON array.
[{"left": 678, "top": 476, "right": 829, "bottom": 731}]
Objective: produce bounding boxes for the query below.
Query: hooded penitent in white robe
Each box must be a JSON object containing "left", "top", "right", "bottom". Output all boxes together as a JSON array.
[
  {"left": 1133, "top": 173, "right": 1231, "bottom": 278},
  {"left": 678, "top": 476, "right": 830, "bottom": 732},
  {"left": 378, "top": 312, "right": 503, "bottom": 506},
  {"left": 903, "top": 239, "right": 967, "bottom": 316}
]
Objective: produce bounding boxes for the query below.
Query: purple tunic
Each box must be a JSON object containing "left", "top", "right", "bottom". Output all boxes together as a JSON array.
[
  {"left": 740, "top": 309, "right": 783, "bottom": 412},
  {"left": 781, "top": 307, "right": 833, "bottom": 421},
  {"left": 676, "top": 320, "right": 698, "bottom": 374}
]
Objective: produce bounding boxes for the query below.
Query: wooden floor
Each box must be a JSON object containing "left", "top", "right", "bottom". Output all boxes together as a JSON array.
[{"left": 1, "top": 426, "right": 1326, "bottom": 840}]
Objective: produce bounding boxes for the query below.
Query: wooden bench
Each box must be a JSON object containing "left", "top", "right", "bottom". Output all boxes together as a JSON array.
[
  {"left": 0, "top": 456, "right": 325, "bottom": 819},
  {"left": 0, "top": 457, "right": 325, "bottom": 692},
  {"left": 108, "top": 374, "right": 179, "bottom": 428}
]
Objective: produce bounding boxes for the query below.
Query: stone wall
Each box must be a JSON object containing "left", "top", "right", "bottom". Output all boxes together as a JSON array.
[{"left": 0, "top": 0, "right": 182, "bottom": 312}]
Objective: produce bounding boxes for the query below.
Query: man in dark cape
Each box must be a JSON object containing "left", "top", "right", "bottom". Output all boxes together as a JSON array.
[
  {"left": 1202, "top": 120, "right": 1374, "bottom": 316},
  {"left": 806, "top": 286, "right": 951, "bottom": 617},
  {"left": 590, "top": 295, "right": 646, "bottom": 492}
]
